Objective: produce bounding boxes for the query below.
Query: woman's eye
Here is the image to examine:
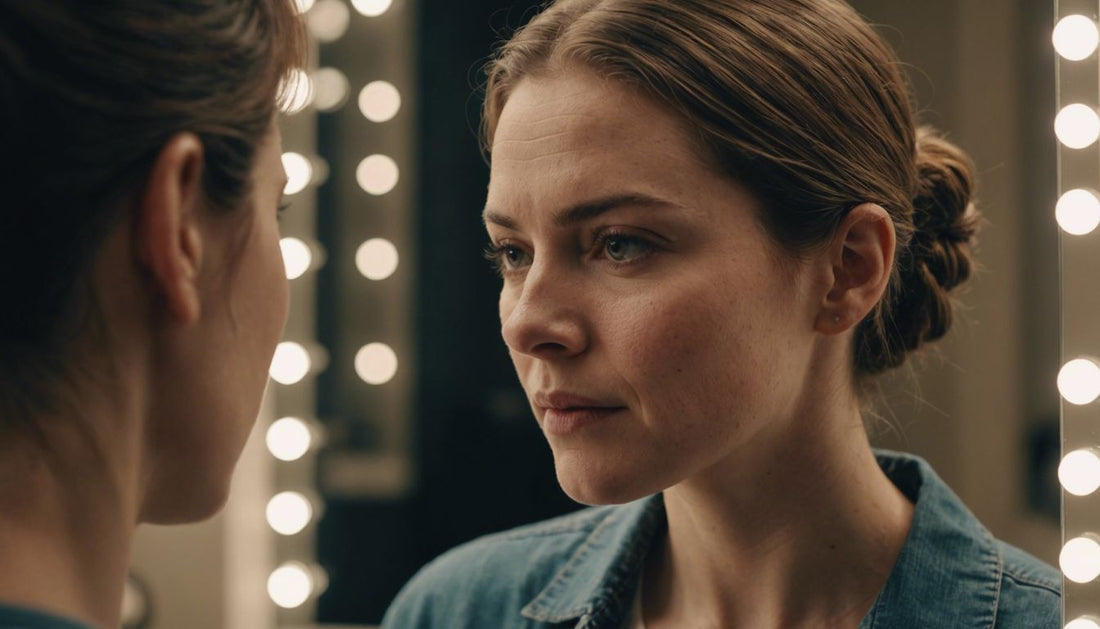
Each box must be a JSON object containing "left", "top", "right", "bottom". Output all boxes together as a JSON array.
[
  {"left": 484, "top": 242, "right": 532, "bottom": 275},
  {"left": 601, "top": 233, "right": 651, "bottom": 262}
]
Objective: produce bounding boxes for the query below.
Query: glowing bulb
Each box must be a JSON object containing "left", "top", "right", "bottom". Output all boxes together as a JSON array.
[
  {"left": 1058, "top": 358, "right": 1100, "bottom": 405},
  {"left": 1056, "top": 104, "right": 1100, "bottom": 149},
  {"left": 355, "top": 343, "right": 398, "bottom": 385},
  {"left": 270, "top": 342, "right": 312, "bottom": 385},
  {"left": 356, "top": 154, "right": 399, "bottom": 195},
  {"left": 266, "top": 417, "right": 314, "bottom": 461},
  {"left": 281, "top": 152, "right": 313, "bottom": 195},
  {"left": 1066, "top": 618, "right": 1100, "bottom": 629},
  {"left": 266, "top": 492, "right": 314, "bottom": 536},
  {"left": 1057, "top": 188, "right": 1100, "bottom": 235},
  {"left": 355, "top": 238, "right": 399, "bottom": 280},
  {"left": 279, "top": 69, "right": 314, "bottom": 115},
  {"left": 1054, "top": 15, "right": 1099, "bottom": 61},
  {"left": 1060, "top": 449, "right": 1100, "bottom": 496},
  {"left": 1061, "top": 536, "right": 1100, "bottom": 583},
  {"left": 293, "top": 0, "right": 315, "bottom": 13},
  {"left": 351, "top": 0, "right": 392, "bottom": 17},
  {"left": 313, "top": 67, "right": 350, "bottom": 111},
  {"left": 358, "top": 81, "right": 402, "bottom": 123},
  {"left": 280, "top": 237, "right": 312, "bottom": 280},
  {"left": 267, "top": 563, "right": 314, "bottom": 609},
  {"left": 307, "top": 0, "right": 350, "bottom": 42}
]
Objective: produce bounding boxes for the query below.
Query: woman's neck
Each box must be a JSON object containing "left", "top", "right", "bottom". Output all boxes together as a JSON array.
[
  {"left": 644, "top": 408, "right": 914, "bottom": 629},
  {"left": 0, "top": 413, "right": 141, "bottom": 629}
]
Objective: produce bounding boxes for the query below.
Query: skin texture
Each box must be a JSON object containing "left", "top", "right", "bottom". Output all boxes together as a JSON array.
[
  {"left": 0, "top": 125, "right": 289, "bottom": 629},
  {"left": 485, "top": 68, "right": 914, "bottom": 628}
]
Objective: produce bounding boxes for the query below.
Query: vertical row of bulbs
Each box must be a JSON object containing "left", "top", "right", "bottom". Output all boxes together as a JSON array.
[
  {"left": 265, "top": 0, "right": 404, "bottom": 615},
  {"left": 1054, "top": 10, "right": 1100, "bottom": 629}
]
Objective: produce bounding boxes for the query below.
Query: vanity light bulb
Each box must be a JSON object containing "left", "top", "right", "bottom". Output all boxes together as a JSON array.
[
  {"left": 351, "top": 0, "right": 392, "bottom": 17},
  {"left": 293, "top": 0, "right": 315, "bottom": 13},
  {"left": 1058, "top": 358, "right": 1100, "bottom": 405},
  {"left": 1066, "top": 618, "right": 1100, "bottom": 629},
  {"left": 307, "top": 0, "right": 350, "bottom": 43},
  {"left": 355, "top": 342, "right": 398, "bottom": 385},
  {"left": 1056, "top": 188, "right": 1100, "bottom": 235},
  {"left": 279, "top": 69, "right": 314, "bottom": 115},
  {"left": 1054, "top": 15, "right": 1100, "bottom": 61},
  {"left": 281, "top": 152, "right": 313, "bottom": 195},
  {"left": 270, "top": 342, "right": 312, "bottom": 385},
  {"left": 266, "top": 492, "right": 314, "bottom": 536},
  {"left": 313, "top": 67, "right": 350, "bottom": 111},
  {"left": 1061, "top": 536, "right": 1100, "bottom": 583},
  {"left": 267, "top": 563, "right": 314, "bottom": 609},
  {"left": 359, "top": 81, "right": 402, "bottom": 123},
  {"left": 1055, "top": 104, "right": 1100, "bottom": 149},
  {"left": 1059, "top": 449, "right": 1100, "bottom": 496},
  {"left": 355, "top": 238, "right": 400, "bottom": 280},
  {"left": 280, "top": 238, "right": 313, "bottom": 280},
  {"left": 266, "top": 417, "right": 313, "bottom": 462},
  {"left": 356, "top": 155, "right": 400, "bottom": 195}
]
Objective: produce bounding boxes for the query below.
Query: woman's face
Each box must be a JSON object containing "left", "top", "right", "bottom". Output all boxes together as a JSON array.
[
  {"left": 142, "top": 124, "right": 290, "bottom": 523},
  {"left": 485, "top": 70, "right": 826, "bottom": 505}
]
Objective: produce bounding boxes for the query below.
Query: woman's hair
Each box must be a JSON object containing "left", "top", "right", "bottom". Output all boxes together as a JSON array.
[
  {"left": 482, "top": 0, "right": 980, "bottom": 378},
  {"left": 0, "top": 0, "right": 306, "bottom": 428}
]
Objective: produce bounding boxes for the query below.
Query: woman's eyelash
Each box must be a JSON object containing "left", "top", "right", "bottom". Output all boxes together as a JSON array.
[
  {"left": 483, "top": 243, "right": 509, "bottom": 275},
  {"left": 277, "top": 201, "right": 291, "bottom": 221}
]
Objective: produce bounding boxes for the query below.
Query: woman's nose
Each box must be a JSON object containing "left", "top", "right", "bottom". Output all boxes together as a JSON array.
[{"left": 500, "top": 265, "right": 588, "bottom": 360}]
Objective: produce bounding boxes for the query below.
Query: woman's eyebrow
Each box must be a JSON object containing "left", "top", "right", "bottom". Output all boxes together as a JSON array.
[{"left": 482, "top": 192, "right": 680, "bottom": 229}]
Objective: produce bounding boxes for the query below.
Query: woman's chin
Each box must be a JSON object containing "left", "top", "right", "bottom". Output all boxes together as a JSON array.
[{"left": 554, "top": 454, "right": 659, "bottom": 506}]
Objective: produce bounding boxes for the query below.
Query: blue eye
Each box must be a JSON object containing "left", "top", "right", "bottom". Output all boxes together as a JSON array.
[
  {"left": 483, "top": 242, "right": 531, "bottom": 276},
  {"left": 601, "top": 233, "right": 652, "bottom": 263}
]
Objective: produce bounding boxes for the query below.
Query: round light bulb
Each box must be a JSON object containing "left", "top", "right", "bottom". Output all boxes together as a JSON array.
[
  {"left": 280, "top": 237, "right": 312, "bottom": 280},
  {"left": 279, "top": 69, "right": 314, "bottom": 115},
  {"left": 1061, "top": 536, "right": 1100, "bottom": 583},
  {"left": 1056, "top": 188, "right": 1100, "bottom": 235},
  {"left": 1066, "top": 617, "right": 1100, "bottom": 629},
  {"left": 355, "top": 238, "right": 399, "bottom": 280},
  {"left": 1055, "top": 104, "right": 1100, "bottom": 149},
  {"left": 1058, "top": 357, "right": 1100, "bottom": 405},
  {"left": 313, "top": 67, "right": 350, "bottom": 111},
  {"left": 356, "top": 154, "right": 399, "bottom": 195},
  {"left": 266, "top": 417, "right": 314, "bottom": 462},
  {"left": 281, "top": 152, "right": 313, "bottom": 195},
  {"left": 1054, "top": 15, "right": 1100, "bottom": 61},
  {"left": 266, "top": 492, "right": 314, "bottom": 536},
  {"left": 358, "top": 81, "right": 402, "bottom": 123},
  {"left": 293, "top": 0, "right": 316, "bottom": 13},
  {"left": 307, "top": 0, "right": 350, "bottom": 42},
  {"left": 355, "top": 342, "right": 398, "bottom": 385},
  {"left": 351, "top": 0, "right": 392, "bottom": 17},
  {"left": 1060, "top": 449, "right": 1100, "bottom": 496},
  {"left": 267, "top": 563, "right": 314, "bottom": 609},
  {"left": 270, "top": 342, "right": 312, "bottom": 385}
]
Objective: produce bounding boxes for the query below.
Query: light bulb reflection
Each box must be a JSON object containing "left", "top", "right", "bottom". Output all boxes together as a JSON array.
[
  {"left": 1055, "top": 104, "right": 1100, "bottom": 149},
  {"left": 266, "top": 492, "right": 314, "bottom": 536},
  {"left": 1056, "top": 188, "right": 1100, "bottom": 235},
  {"left": 267, "top": 563, "right": 314, "bottom": 609},
  {"left": 313, "top": 67, "right": 350, "bottom": 111},
  {"left": 266, "top": 417, "right": 314, "bottom": 462},
  {"left": 359, "top": 81, "right": 401, "bottom": 123},
  {"left": 1054, "top": 15, "right": 1100, "bottom": 61},
  {"left": 1060, "top": 449, "right": 1100, "bottom": 496},
  {"left": 1058, "top": 358, "right": 1100, "bottom": 405},
  {"left": 281, "top": 152, "right": 313, "bottom": 195},
  {"left": 355, "top": 238, "right": 399, "bottom": 280},
  {"left": 1061, "top": 536, "right": 1100, "bottom": 583},
  {"left": 351, "top": 0, "right": 392, "bottom": 17},
  {"left": 279, "top": 69, "right": 314, "bottom": 115},
  {"left": 307, "top": 0, "right": 351, "bottom": 42},
  {"left": 356, "top": 155, "right": 399, "bottom": 195},
  {"left": 280, "top": 237, "right": 312, "bottom": 280},
  {"left": 1066, "top": 618, "right": 1100, "bottom": 629},
  {"left": 270, "top": 342, "right": 312, "bottom": 385},
  {"left": 355, "top": 343, "right": 398, "bottom": 385}
]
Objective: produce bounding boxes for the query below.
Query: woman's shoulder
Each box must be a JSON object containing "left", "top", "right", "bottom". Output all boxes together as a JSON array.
[
  {"left": 381, "top": 504, "right": 620, "bottom": 628},
  {"left": 994, "top": 541, "right": 1060, "bottom": 627}
]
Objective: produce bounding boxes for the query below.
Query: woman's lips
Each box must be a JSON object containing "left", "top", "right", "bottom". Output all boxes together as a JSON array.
[{"left": 541, "top": 406, "right": 625, "bottom": 435}]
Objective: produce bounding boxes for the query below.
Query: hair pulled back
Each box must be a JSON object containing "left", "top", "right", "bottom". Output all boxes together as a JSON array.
[
  {"left": 482, "top": 0, "right": 979, "bottom": 377},
  {"left": 0, "top": 0, "right": 306, "bottom": 424}
]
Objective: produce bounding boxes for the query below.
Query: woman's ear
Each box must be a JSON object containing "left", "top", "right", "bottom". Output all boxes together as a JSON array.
[
  {"left": 814, "top": 203, "right": 895, "bottom": 335},
  {"left": 135, "top": 132, "right": 206, "bottom": 326}
]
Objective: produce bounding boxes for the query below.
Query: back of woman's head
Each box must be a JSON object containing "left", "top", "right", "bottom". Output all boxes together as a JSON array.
[
  {"left": 0, "top": 0, "right": 305, "bottom": 427},
  {"left": 482, "top": 0, "right": 980, "bottom": 379}
]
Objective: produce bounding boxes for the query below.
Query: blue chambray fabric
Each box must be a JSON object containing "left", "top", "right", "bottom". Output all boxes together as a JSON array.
[
  {"left": 382, "top": 451, "right": 1061, "bottom": 628},
  {"left": 0, "top": 603, "right": 94, "bottom": 629}
]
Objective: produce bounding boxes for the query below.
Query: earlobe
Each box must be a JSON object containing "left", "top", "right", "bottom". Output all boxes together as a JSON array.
[
  {"left": 135, "top": 133, "right": 206, "bottom": 326},
  {"left": 814, "top": 203, "right": 895, "bottom": 335}
]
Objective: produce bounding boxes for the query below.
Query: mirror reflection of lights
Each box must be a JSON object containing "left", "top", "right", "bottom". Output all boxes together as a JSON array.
[
  {"left": 355, "top": 343, "right": 399, "bottom": 385},
  {"left": 355, "top": 238, "right": 399, "bottom": 280},
  {"left": 351, "top": 0, "right": 393, "bottom": 17},
  {"left": 307, "top": 0, "right": 351, "bottom": 42},
  {"left": 266, "top": 417, "right": 314, "bottom": 462},
  {"left": 1055, "top": 104, "right": 1100, "bottom": 149},
  {"left": 356, "top": 154, "right": 400, "bottom": 195},
  {"left": 267, "top": 562, "right": 314, "bottom": 609},
  {"left": 293, "top": 0, "right": 316, "bottom": 13},
  {"left": 281, "top": 152, "right": 313, "bottom": 195},
  {"left": 266, "top": 492, "right": 314, "bottom": 536},
  {"left": 280, "top": 237, "right": 312, "bottom": 280},
  {"left": 1061, "top": 536, "right": 1100, "bottom": 584},
  {"left": 1058, "top": 358, "right": 1100, "bottom": 405},
  {"left": 1056, "top": 188, "right": 1100, "bottom": 236},
  {"left": 270, "top": 342, "right": 312, "bottom": 385},
  {"left": 1054, "top": 15, "right": 1100, "bottom": 61},
  {"left": 313, "top": 67, "right": 350, "bottom": 112},
  {"left": 1060, "top": 449, "right": 1100, "bottom": 497},
  {"left": 358, "top": 81, "right": 401, "bottom": 123},
  {"left": 279, "top": 69, "right": 314, "bottom": 115},
  {"left": 1066, "top": 618, "right": 1100, "bottom": 629}
]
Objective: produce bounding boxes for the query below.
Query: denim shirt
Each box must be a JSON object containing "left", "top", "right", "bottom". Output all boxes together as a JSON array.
[{"left": 382, "top": 451, "right": 1061, "bottom": 628}]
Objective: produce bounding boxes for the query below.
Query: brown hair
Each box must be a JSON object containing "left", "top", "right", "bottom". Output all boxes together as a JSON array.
[
  {"left": 0, "top": 0, "right": 306, "bottom": 427},
  {"left": 482, "top": 0, "right": 980, "bottom": 378}
]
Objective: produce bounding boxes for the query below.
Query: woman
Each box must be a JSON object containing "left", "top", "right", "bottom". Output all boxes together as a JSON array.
[
  {"left": 0, "top": 2, "right": 304, "bottom": 627},
  {"left": 384, "top": 0, "right": 1060, "bottom": 627}
]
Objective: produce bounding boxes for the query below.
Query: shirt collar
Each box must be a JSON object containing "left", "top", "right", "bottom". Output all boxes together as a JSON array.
[{"left": 521, "top": 450, "right": 1004, "bottom": 628}]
